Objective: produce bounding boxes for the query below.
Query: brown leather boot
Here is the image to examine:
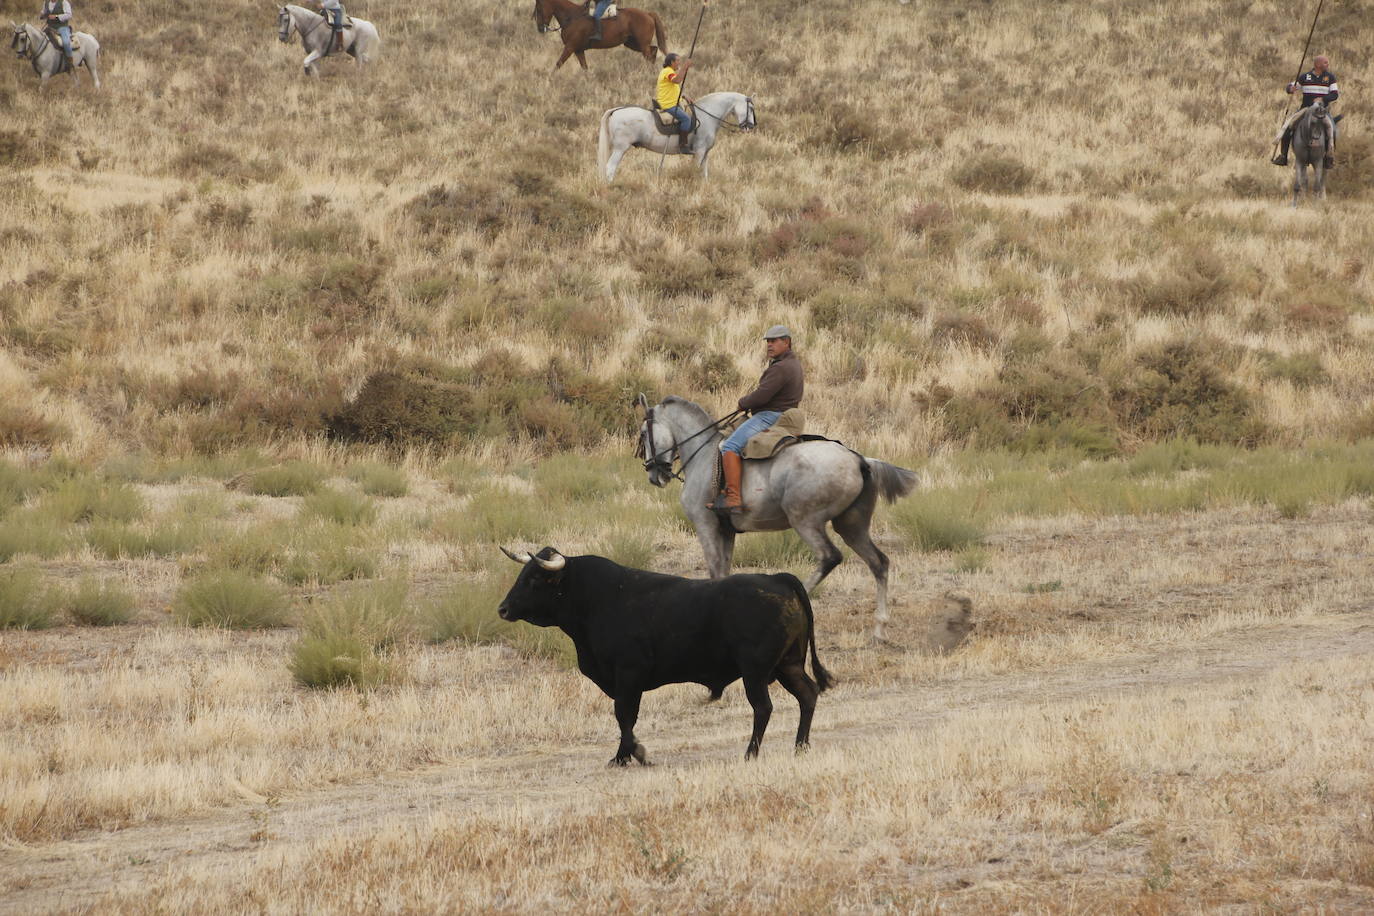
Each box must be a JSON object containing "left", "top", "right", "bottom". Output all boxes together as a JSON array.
[{"left": 721, "top": 451, "right": 744, "bottom": 513}]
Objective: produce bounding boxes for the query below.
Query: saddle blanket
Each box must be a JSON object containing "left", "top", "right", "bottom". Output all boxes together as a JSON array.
[
  {"left": 740, "top": 408, "right": 815, "bottom": 460},
  {"left": 44, "top": 29, "right": 80, "bottom": 50}
]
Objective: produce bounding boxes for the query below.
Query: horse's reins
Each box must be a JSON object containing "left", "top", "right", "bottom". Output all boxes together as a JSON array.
[
  {"left": 692, "top": 98, "right": 756, "bottom": 133},
  {"left": 640, "top": 408, "right": 742, "bottom": 482}
]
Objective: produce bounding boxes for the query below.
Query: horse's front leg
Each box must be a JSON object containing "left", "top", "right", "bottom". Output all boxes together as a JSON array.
[
  {"left": 302, "top": 49, "right": 323, "bottom": 76},
  {"left": 1292, "top": 163, "right": 1302, "bottom": 208},
  {"left": 695, "top": 146, "right": 711, "bottom": 180}
]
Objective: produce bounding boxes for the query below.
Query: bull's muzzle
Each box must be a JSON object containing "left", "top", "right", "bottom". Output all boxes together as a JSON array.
[{"left": 497, "top": 602, "right": 513, "bottom": 621}]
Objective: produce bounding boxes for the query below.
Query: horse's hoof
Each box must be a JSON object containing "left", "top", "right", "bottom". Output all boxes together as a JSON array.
[{"left": 869, "top": 634, "right": 903, "bottom": 650}]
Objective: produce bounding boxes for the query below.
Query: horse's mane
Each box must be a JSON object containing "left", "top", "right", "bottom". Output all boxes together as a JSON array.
[{"left": 661, "top": 396, "right": 714, "bottom": 428}]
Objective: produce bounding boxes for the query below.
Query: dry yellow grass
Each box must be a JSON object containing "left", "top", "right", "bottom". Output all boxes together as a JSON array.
[{"left": 4, "top": 0, "right": 1374, "bottom": 909}]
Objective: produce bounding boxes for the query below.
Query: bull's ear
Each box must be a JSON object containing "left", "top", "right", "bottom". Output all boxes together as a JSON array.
[{"left": 501, "top": 546, "right": 532, "bottom": 564}]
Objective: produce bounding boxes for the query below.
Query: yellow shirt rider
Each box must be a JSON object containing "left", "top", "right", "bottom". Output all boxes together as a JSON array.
[{"left": 656, "top": 53, "right": 694, "bottom": 154}]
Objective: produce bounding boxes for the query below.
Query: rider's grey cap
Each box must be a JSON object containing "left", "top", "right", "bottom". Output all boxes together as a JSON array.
[{"left": 763, "top": 325, "right": 792, "bottom": 339}]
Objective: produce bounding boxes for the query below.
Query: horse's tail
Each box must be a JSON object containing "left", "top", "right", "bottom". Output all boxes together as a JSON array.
[
  {"left": 597, "top": 108, "right": 613, "bottom": 181},
  {"left": 651, "top": 11, "right": 667, "bottom": 57},
  {"left": 785, "top": 573, "right": 834, "bottom": 692},
  {"left": 863, "top": 458, "right": 920, "bottom": 505}
]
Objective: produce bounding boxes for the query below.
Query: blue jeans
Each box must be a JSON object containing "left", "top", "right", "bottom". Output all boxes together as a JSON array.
[
  {"left": 722, "top": 411, "right": 781, "bottom": 455},
  {"left": 53, "top": 25, "right": 72, "bottom": 58},
  {"left": 593, "top": 0, "right": 612, "bottom": 18},
  {"left": 665, "top": 105, "right": 692, "bottom": 132},
  {"left": 328, "top": 8, "right": 343, "bottom": 29}
]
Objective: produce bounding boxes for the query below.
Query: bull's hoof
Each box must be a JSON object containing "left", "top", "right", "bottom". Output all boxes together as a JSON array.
[
  {"left": 794, "top": 742, "right": 811, "bottom": 756},
  {"left": 607, "top": 756, "right": 631, "bottom": 768}
]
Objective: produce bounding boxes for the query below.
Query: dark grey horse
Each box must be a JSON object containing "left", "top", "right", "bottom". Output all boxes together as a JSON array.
[
  {"left": 637, "top": 396, "right": 919, "bottom": 642},
  {"left": 1291, "top": 101, "right": 1331, "bottom": 206}
]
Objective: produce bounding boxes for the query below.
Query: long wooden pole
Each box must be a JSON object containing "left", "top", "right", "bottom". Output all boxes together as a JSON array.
[{"left": 1272, "top": 0, "right": 1325, "bottom": 159}]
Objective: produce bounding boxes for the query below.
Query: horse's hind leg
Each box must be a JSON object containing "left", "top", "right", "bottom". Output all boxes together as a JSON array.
[
  {"left": 793, "top": 521, "right": 843, "bottom": 593},
  {"left": 832, "top": 505, "right": 892, "bottom": 643},
  {"left": 576, "top": 51, "right": 589, "bottom": 69}
]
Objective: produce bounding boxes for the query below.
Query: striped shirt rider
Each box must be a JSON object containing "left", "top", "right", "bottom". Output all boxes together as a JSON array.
[{"left": 1273, "top": 55, "right": 1339, "bottom": 168}]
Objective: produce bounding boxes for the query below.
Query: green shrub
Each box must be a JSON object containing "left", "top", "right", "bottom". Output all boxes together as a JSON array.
[
  {"left": 1111, "top": 341, "right": 1267, "bottom": 446},
  {"left": 86, "top": 520, "right": 211, "bottom": 560},
  {"left": 243, "top": 462, "right": 324, "bottom": 497},
  {"left": 289, "top": 633, "right": 394, "bottom": 690},
  {"left": 173, "top": 571, "right": 290, "bottom": 629},
  {"left": 61, "top": 577, "right": 137, "bottom": 626},
  {"left": 280, "top": 530, "right": 378, "bottom": 586},
  {"left": 203, "top": 525, "right": 285, "bottom": 573},
  {"left": 1262, "top": 351, "right": 1329, "bottom": 389},
  {"left": 953, "top": 547, "right": 990, "bottom": 573},
  {"left": 535, "top": 455, "right": 619, "bottom": 502},
  {"left": 0, "top": 460, "right": 33, "bottom": 512},
  {"left": 594, "top": 527, "right": 658, "bottom": 570},
  {"left": 0, "top": 568, "right": 57, "bottom": 629},
  {"left": 302, "top": 487, "right": 378, "bottom": 526},
  {"left": 431, "top": 493, "right": 549, "bottom": 545},
  {"left": 421, "top": 579, "right": 574, "bottom": 665},
  {"left": 41, "top": 477, "right": 145, "bottom": 524},
  {"left": 0, "top": 510, "right": 71, "bottom": 561},
  {"left": 329, "top": 371, "right": 474, "bottom": 446},
  {"left": 732, "top": 531, "right": 814, "bottom": 570},
  {"left": 346, "top": 462, "right": 409, "bottom": 498},
  {"left": 300, "top": 580, "right": 409, "bottom": 648},
  {"left": 890, "top": 493, "right": 986, "bottom": 552},
  {"left": 953, "top": 153, "right": 1036, "bottom": 194}
]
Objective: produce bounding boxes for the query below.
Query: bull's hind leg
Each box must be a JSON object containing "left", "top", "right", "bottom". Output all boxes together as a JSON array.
[
  {"left": 742, "top": 676, "right": 773, "bottom": 760},
  {"left": 774, "top": 657, "right": 820, "bottom": 753},
  {"left": 832, "top": 509, "right": 893, "bottom": 643},
  {"left": 610, "top": 691, "right": 651, "bottom": 767}
]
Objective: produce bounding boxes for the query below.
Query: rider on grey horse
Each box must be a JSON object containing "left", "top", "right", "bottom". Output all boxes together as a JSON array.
[
  {"left": 318, "top": 0, "right": 345, "bottom": 55},
  {"left": 39, "top": 0, "right": 72, "bottom": 69},
  {"left": 1274, "top": 55, "right": 1339, "bottom": 168},
  {"left": 715, "top": 326, "right": 804, "bottom": 515},
  {"left": 657, "top": 53, "right": 694, "bottom": 154}
]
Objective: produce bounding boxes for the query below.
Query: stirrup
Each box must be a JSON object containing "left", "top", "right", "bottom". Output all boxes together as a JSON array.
[{"left": 1271, "top": 154, "right": 1288, "bottom": 166}]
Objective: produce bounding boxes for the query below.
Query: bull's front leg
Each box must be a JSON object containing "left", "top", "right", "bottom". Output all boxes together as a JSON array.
[{"left": 609, "top": 690, "right": 650, "bottom": 766}]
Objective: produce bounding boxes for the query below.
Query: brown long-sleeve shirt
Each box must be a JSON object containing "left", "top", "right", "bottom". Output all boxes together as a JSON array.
[{"left": 738, "top": 350, "right": 804, "bottom": 414}]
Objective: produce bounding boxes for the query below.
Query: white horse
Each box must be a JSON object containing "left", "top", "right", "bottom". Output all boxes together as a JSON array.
[
  {"left": 597, "top": 91, "right": 756, "bottom": 182},
  {"left": 9, "top": 22, "right": 99, "bottom": 88},
  {"left": 277, "top": 4, "right": 379, "bottom": 77}
]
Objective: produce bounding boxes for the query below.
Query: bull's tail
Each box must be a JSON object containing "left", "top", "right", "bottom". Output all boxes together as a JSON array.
[
  {"left": 651, "top": 12, "right": 667, "bottom": 57},
  {"left": 787, "top": 574, "right": 834, "bottom": 692},
  {"left": 863, "top": 458, "right": 919, "bottom": 505},
  {"left": 597, "top": 108, "right": 612, "bottom": 181}
]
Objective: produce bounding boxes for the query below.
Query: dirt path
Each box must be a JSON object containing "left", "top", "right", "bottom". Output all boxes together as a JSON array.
[{"left": 3, "top": 614, "right": 1370, "bottom": 913}]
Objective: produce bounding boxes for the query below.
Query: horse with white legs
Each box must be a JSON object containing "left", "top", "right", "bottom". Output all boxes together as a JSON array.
[
  {"left": 636, "top": 396, "right": 919, "bottom": 643},
  {"left": 277, "top": 4, "right": 379, "bottom": 77},
  {"left": 597, "top": 92, "right": 756, "bottom": 182},
  {"left": 9, "top": 22, "right": 99, "bottom": 88}
]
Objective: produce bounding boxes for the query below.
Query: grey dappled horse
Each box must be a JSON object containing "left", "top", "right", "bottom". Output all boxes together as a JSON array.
[
  {"left": 9, "top": 22, "right": 99, "bottom": 88},
  {"left": 637, "top": 396, "right": 919, "bottom": 642},
  {"left": 597, "top": 92, "right": 756, "bottom": 182},
  {"left": 277, "top": 4, "right": 379, "bottom": 77},
  {"left": 1291, "top": 102, "right": 1331, "bottom": 206}
]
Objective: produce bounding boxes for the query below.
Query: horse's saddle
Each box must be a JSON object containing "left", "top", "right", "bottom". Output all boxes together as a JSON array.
[
  {"left": 650, "top": 100, "right": 697, "bottom": 134},
  {"left": 42, "top": 27, "right": 79, "bottom": 50}
]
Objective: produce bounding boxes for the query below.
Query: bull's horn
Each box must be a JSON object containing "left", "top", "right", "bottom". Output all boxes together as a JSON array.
[
  {"left": 635, "top": 392, "right": 649, "bottom": 412},
  {"left": 500, "top": 546, "right": 532, "bottom": 564},
  {"left": 533, "top": 550, "right": 566, "bottom": 572}
]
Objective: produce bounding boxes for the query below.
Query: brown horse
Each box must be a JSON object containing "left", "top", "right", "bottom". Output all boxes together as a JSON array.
[{"left": 532, "top": 0, "right": 667, "bottom": 71}]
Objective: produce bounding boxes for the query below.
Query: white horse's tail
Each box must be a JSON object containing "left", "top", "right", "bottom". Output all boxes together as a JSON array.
[
  {"left": 597, "top": 109, "right": 613, "bottom": 181},
  {"left": 863, "top": 459, "right": 919, "bottom": 505}
]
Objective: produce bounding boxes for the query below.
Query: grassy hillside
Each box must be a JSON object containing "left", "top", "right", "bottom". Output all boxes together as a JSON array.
[{"left": 3, "top": 0, "right": 1374, "bottom": 462}]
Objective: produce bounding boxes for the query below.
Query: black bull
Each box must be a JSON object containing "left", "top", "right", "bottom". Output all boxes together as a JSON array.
[{"left": 498, "top": 547, "right": 834, "bottom": 765}]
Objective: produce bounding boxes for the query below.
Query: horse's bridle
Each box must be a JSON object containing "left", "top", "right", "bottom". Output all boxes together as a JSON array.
[
  {"left": 693, "top": 96, "right": 757, "bottom": 133},
  {"left": 638, "top": 406, "right": 744, "bottom": 482}
]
